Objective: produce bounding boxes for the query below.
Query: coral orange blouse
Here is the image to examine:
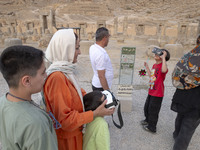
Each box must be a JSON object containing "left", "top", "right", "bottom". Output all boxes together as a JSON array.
[{"left": 43, "top": 71, "right": 93, "bottom": 139}]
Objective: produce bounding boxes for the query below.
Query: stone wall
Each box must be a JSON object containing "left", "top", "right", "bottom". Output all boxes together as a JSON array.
[{"left": 0, "top": 3, "right": 199, "bottom": 49}]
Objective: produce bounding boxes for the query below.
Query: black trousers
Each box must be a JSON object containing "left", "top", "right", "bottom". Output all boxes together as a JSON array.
[
  {"left": 173, "top": 110, "right": 200, "bottom": 150},
  {"left": 92, "top": 85, "right": 104, "bottom": 92},
  {"left": 144, "top": 94, "right": 163, "bottom": 131}
]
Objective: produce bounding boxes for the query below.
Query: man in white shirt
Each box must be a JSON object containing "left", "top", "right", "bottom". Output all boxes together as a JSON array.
[{"left": 89, "top": 27, "right": 113, "bottom": 91}]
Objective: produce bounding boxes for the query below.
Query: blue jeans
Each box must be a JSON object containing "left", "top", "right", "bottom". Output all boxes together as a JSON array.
[{"left": 173, "top": 110, "right": 200, "bottom": 150}]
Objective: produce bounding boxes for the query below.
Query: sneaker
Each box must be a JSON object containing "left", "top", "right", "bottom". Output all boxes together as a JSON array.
[
  {"left": 140, "top": 120, "right": 148, "bottom": 125},
  {"left": 143, "top": 125, "right": 156, "bottom": 134}
]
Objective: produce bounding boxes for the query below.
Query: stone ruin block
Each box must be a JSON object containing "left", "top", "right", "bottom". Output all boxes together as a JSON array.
[
  {"left": 164, "top": 44, "right": 183, "bottom": 59},
  {"left": 147, "top": 38, "right": 159, "bottom": 46},
  {"left": 117, "top": 25, "right": 123, "bottom": 33},
  {"left": 32, "top": 35, "right": 41, "bottom": 41},
  {"left": 1, "top": 27, "right": 11, "bottom": 36},
  {"left": 168, "top": 37, "right": 177, "bottom": 44},
  {"left": 87, "top": 32, "right": 94, "bottom": 40},
  {"left": 136, "top": 24, "right": 145, "bottom": 36},
  {"left": 45, "top": 29, "right": 50, "bottom": 34},
  {"left": 80, "top": 41, "right": 94, "bottom": 55},
  {"left": 38, "top": 27, "right": 43, "bottom": 35},
  {"left": 117, "top": 38, "right": 124, "bottom": 43},
  {"left": 146, "top": 44, "right": 184, "bottom": 59},
  {"left": 159, "top": 40, "right": 168, "bottom": 47},
  {"left": 33, "top": 29, "right": 38, "bottom": 35},
  {"left": 52, "top": 26, "right": 58, "bottom": 34},
  {"left": 80, "top": 23, "right": 87, "bottom": 39},
  {"left": 86, "top": 23, "right": 95, "bottom": 33},
  {"left": 145, "top": 26, "right": 157, "bottom": 36},
  {"left": 38, "top": 34, "right": 52, "bottom": 48},
  {"left": 165, "top": 27, "right": 178, "bottom": 37},
  {"left": 27, "top": 22, "right": 34, "bottom": 30},
  {"left": 97, "top": 21, "right": 105, "bottom": 29},
  {"left": 19, "top": 35, "right": 27, "bottom": 44},
  {"left": 187, "top": 23, "right": 198, "bottom": 38},
  {"left": 118, "top": 96, "right": 132, "bottom": 112},
  {"left": 4, "top": 38, "right": 22, "bottom": 48},
  {"left": 127, "top": 24, "right": 136, "bottom": 36},
  {"left": 16, "top": 26, "right": 22, "bottom": 34}
]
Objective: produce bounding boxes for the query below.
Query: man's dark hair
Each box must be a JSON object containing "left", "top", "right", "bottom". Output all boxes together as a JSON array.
[
  {"left": 161, "top": 49, "right": 170, "bottom": 61},
  {"left": 0, "top": 45, "right": 44, "bottom": 88},
  {"left": 95, "top": 27, "right": 109, "bottom": 41},
  {"left": 83, "top": 91, "right": 103, "bottom": 111}
]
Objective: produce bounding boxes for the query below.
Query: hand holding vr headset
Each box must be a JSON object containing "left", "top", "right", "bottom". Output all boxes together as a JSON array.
[
  {"left": 159, "top": 50, "right": 167, "bottom": 60},
  {"left": 152, "top": 47, "right": 167, "bottom": 60},
  {"left": 102, "top": 90, "right": 124, "bottom": 129},
  {"left": 102, "top": 90, "right": 118, "bottom": 109},
  {"left": 93, "top": 93, "right": 115, "bottom": 118}
]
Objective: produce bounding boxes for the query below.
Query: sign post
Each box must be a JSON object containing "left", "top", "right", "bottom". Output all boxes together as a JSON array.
[{"left": 117, "top": 47, "right": 136, "bottom": 112}]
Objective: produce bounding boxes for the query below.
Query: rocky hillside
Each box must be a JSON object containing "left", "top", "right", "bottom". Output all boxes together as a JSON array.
[{"left": 0, "top": 0, "right": 200, "bottom": 23}]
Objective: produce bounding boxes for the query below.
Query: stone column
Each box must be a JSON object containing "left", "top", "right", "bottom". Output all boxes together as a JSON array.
[
  {"left": 114, "top": 17, "right": 118, "bottom": 36},
  {"left": 16, "top": 26, "right": 22, "bottom": 34},
  {"left": 39, "top": 15, "right": 44, "bottom": 34},
  {"left": 49, "top": 9, "right": 56, "bottom": 34},
  {"left": 123, "top": 16, "right": 128, "bottom": 36}
]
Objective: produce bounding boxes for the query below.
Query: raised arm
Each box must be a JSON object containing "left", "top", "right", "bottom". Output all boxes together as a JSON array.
[
  {"left": 144, "top": 62, "right": 151, "bottom": 78},
  {"left": 160, "top": 51, "right": 168, "bottom": 73}
]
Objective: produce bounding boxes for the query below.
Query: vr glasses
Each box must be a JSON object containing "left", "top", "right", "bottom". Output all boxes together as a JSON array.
[
  {"left": 102, "top": 90, "right": 118, "bottom": 109},
  {"left": 152, "top": 47, "right": 163, "bottom": 56},
  {"left": 102, "top": 90, "right": 124, "bottom": 129}
]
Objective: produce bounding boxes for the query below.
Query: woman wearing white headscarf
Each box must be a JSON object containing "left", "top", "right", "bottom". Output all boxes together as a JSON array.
[{"left": 43, "top": 29, "right": 114, "bottom": 150}]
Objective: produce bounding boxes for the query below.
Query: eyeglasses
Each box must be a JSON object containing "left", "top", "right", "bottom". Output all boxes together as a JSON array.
[{"left": 48, "top": 111, "right": 62, "bottom": 129}]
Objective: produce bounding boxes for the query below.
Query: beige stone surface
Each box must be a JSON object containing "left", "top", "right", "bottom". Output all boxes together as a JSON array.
[{"left": 0, "top": 0, "right": 199, "bottom": 51}]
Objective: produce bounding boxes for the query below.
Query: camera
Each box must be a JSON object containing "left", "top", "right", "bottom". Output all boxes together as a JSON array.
[
  {"left": 152, "top": 47, "right": 163, "bottom": 56},
  {"left": 102, "top": 90, "right": 118, "bottom": 108}
]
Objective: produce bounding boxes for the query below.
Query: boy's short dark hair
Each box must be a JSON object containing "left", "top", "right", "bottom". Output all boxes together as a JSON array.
[
  {"left": 83, "top": 91, "right": 103, "bottom": 111},
  {"left": 161, "top": 49, "right": 170, "bottom": 61},
  {"left": 0, "top": 45, "right": 44, "bottom": 88},
  {"left": 95, "top": 27, "right": 109, "bottom": 42}
]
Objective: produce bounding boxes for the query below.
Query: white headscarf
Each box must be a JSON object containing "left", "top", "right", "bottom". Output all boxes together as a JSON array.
[{"left": 45, "top": 29, "right": 85, "bottom": 111}]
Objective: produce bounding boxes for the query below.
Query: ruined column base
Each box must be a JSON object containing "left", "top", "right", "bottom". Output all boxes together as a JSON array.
[{"left": 118, "top": 95, "right": 133, "bottom": 112}]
